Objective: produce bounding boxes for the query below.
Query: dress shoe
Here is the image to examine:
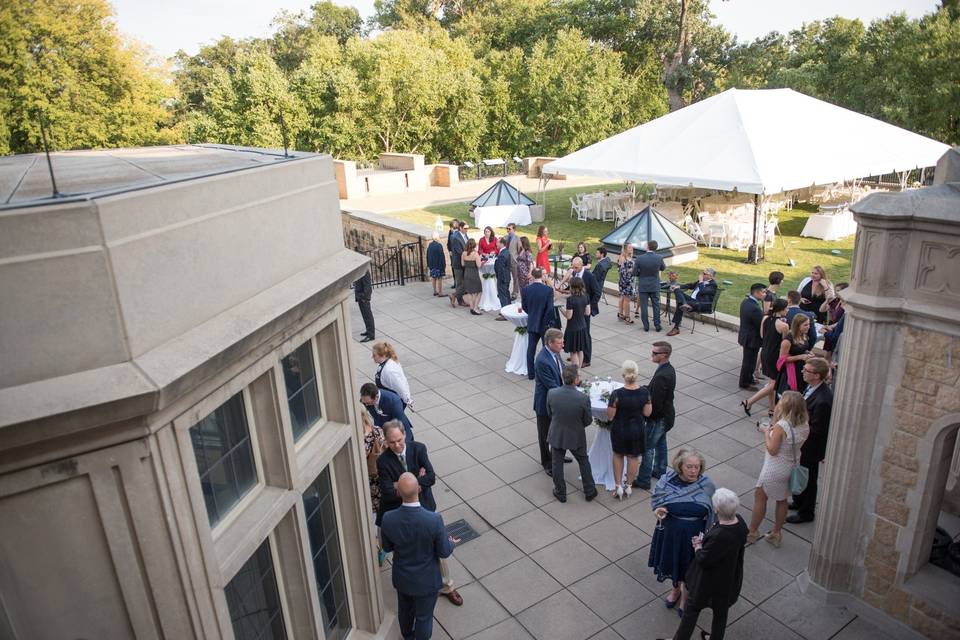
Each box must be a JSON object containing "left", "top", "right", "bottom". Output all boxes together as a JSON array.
[
  {"left": 360, "top": 335, "right": 375, "bottom": 343},
  {"left": 581, "top": 361, "right": 591, "bottom": 368},
  {"left": 666, "top": 327, "right": 680, "bottom": 336},
  {"left": 495, "top": 315, "right": 507, "bottom": 321},
  {"left": 786, "top": 514, "right": 814, "bottom": 524},
  {"left": 655, "top": 326, "right": 662, "bottom": 332},
  {"left": 583, "top": 489, "right": 598, "bottom": 502},
  {"left": 553, "top": 488, "right": 567, "bottom": 503},
  {"left": 680, "top": 304, "right": 693, "bottom": 311},
  {"left": 543, "top": 466, "right": 553, "bottom": 477},
  {"left": 442, "top": 589, "right": 464, "bottom": 606},
  {"left": 787, "top": 501, "right": 799, "bottom": 511}
]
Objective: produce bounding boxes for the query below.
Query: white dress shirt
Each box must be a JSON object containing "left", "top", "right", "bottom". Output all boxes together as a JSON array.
[{"left": 379, "top": 359, "right": 413, "bottom": 407}]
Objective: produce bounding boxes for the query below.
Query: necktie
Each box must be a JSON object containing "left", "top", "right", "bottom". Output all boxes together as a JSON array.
[
  {"left": 555, "top": 352, "right": 562, "bottom": 375},
  {"left": 399, "top": 452, "right": 407, "bottom": 472}
]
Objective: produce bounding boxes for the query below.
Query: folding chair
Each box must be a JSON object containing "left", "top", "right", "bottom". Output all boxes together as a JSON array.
[
  {"left": 706, "top": 223, "right": 726, "bottom": 249},
  {"left": 689, "top": 288, "right": 724, "bottom": 334}
]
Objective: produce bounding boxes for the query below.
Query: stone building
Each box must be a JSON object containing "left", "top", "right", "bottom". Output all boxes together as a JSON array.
[
  {"left": 803, "top": 148, "right": 960, "bottom": 639},
  {"left": 0, "top": 145, "right": 394, "bottom": 639}
]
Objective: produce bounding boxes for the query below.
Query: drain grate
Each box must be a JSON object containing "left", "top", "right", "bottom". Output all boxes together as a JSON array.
[{"left": 445, "top": 519, "right": 480, "bottom": 545}]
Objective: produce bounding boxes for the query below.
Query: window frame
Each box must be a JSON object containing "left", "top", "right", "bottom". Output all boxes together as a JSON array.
[
  {"left": 280, "top": 338, "right": 326, "bottom": 443},
  {"left": 223, "top": 534, "right": 294, "bottom": 640}
]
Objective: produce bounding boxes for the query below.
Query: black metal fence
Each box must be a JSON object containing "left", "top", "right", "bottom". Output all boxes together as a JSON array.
[{"left": 355, "top": 239, "right": 425, "bottom": 287}]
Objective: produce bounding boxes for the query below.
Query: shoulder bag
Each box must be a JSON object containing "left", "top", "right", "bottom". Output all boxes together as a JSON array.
[{"left": 784, "top": 421, "right": 809, "bottom": 494}]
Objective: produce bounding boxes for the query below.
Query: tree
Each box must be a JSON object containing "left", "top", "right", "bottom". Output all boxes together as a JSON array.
[
  {"left": 0, "top": 0, "right": 180, "bottom": 155},
  {"left": 272, "top": 1, "right": 363, "bottom": 72}
]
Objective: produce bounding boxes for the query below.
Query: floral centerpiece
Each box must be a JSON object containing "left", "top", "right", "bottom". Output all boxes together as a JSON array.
[
  {"left": 481, "top": 272, "right": 496, "bottom": 280},
  {"left": 514, "top": 326, "right": 527, "bottom": 335},
  {"left": 594, "top": 417, "right": 613, "bottom": 430}
]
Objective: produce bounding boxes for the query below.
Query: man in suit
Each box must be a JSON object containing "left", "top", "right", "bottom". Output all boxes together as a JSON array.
[
  {"left": 533, "top": 328, "right": 565, "bottom": 474},
  {"left": 377, "top": 421, "right": 463, "bottom": 607},
  {"left": 592, "top": 246, "right": 612, "bottom": 286},
  {"left": 360, "top": 383, "right": 414, "bottom": 444},
  {"left": 354, "top": 269, "right": 375, "bottom": 342},
  {"left": 494, "top": 236, "right": 513, "bottom": 315},
  {"left": 449, "top": 221, "right": 467, "bottom": 306},
  {"left": 787, "top": 357, "right": 834, "bottom": 524},
  {"left": 785, "top": 290, "right": 818, "bottom": 350},
  {"left": 636, "top": 341, "right": 676, "bottom": 489},
  {"left": 666, "top": 267, "right": 718, "bottom": 336},
  {"left": 738, "top": 283, "right": 766, "bottom": 390},
  {"left": 521, "top": 268, "right": 555, "bottom": 380},
  {"left": 380, "top": 472, "right": 457, "bottom": 640},
  {"left": 547, "top": 364, "right": 598, "bottom": 502},
  {"left": 633, "top": 241, "right": 666, "bottom": 332},
  {"left": 446, "top": 220, "right": 459, "bottom": 290},
  {"left": 506, "top": 222, "right": 521, "bottom": 298},
  {"left": 565, "top": 257, "right": 600, "bottom": 366}
]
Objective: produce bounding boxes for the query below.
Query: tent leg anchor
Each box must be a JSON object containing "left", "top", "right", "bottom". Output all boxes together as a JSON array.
[{"left": 745, "top": 244, "right": 763, "bottom": 264}]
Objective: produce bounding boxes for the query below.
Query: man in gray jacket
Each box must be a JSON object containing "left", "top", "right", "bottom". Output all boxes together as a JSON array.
[
  {"left": 632, "top": 240, "right": 666, "bottom": 332},
  {"left": 546, "top": 364, "right": 598, "bottom": 503}
]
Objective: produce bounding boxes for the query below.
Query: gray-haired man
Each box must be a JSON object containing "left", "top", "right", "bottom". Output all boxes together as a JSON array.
[{"left": 666, "top": 267, "right": 718, "bottom": 336}]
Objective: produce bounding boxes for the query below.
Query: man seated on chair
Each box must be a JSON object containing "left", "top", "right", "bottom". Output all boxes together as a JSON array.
[{"left": 666, "top": 267, "right": 718, "bottom": 336}]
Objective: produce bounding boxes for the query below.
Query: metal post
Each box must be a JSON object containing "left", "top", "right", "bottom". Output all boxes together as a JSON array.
[
  {"left": 746, "top": 193, "right": 762, "bottom": 264},
  {"left": 38, "top": 113, "right": 60, "bottom": 198}
]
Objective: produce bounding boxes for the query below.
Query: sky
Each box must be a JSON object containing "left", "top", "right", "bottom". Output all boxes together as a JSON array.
[{"left": 110, "top": 0, "right": 941, "bottom": 59}]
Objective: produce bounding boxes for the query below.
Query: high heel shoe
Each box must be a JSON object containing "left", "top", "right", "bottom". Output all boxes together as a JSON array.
[
  {"left": 740, "top": 400, "right": 752, "bottom": 417},
  {"left": 765, "top": 531, "right": 782, "bottom": 548},
  {"left": 746, "top": 530, "right": 763, "bottom": 544},
  {"left": 614, "top": 485, "right": 624, "bottom": 501},
  {"left": 624, "top": 483, "right": 632, "bottom": 498}
]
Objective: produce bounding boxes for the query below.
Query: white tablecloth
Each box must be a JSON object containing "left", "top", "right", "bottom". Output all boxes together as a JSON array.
[
  {"left": 801, "top": 210, "right": 857, "bottom": 241},
  {"left": 474, "top": 204, "right": 531, "bottom": 228},
  {"left": 584, "top": 381, "right": 624, "bottom": 490},
  {"left": 479, "top": 261, "right": 501, "bottom": 312},
  {"left": 500, "top": 303, "right": 528, "bottom": 375}
]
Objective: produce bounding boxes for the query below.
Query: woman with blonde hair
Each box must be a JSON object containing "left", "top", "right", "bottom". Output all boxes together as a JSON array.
[
  {"left": 372, "top": 342, "right": 413, "bottom": 409},
  {"left": 606, "top": 359, "right": 652, "bottom": 499},
  {"left": 747, "top": 391, "right": 809, "bottom": 547},
  {"left": 799, "top": 265, "right": 834, "bottom": 323},
  {"left": 617, "top": 243, "right": 635, "bottom": 324},
  {"left": 649, "top": 449, "right": 715, "bottom": 616}
]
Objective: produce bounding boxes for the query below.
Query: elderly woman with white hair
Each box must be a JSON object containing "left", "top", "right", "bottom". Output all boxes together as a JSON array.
[
  {"left": 657, "top": 487, "right": 748, "bottom": 640},
  {"left": 649, "top": 449, "right": 715, "bottom": 617},
  {"left": 606, "top": 359, "right": 652, "bottom": 499},
  {"left": 427, "top": 230, "right": 447, "bottom": 297}
]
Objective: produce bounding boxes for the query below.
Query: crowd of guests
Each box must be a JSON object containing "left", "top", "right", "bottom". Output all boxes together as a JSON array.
[{"left": 360, "top": 223, "right": 844, "bottom": 639}]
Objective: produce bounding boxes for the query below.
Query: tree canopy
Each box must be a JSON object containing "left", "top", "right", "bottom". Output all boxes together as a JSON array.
[{"left": 1, "top": 0, "right": 957, "bottom": 159}]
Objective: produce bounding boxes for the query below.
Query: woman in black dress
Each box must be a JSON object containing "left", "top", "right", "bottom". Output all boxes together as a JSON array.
[
  {"left": 561, "top": 277, "right": 589, "bottom": 367},
  {"left": 606, "top": 359, "right": 652, "bottom": 500},
  {"left": 775, "top": 314, "right": 812, "bottom": 399},
  {"left": 461, "top": 238, "right": 484, "bottom": 315},
  {"left": 741, "top": 299, "right": 788, "bottom": 419},
  {"left": 573, "top": 241, "right": 592, "bottom": 267},
  {"left": 657, "top": 487, "right": 748, "bottom": 640},
  {"left": 799, "top": 265, "right": 834, "bottom": 323}
]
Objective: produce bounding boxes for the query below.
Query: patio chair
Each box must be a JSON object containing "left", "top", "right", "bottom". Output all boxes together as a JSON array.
[
  {"left": 613, "top": 205, "right": 629, "bottom": 226},
  {"left": 688, "top": 287, "right": 724, "bottom": 334},
  {"left": 684, "top": 215, "right": 707, "bottom": 245},
  {"left": 706, "top": 223, "right": 726, "bottom": 249},
  {"left": 764, "top": 219, "right": 777, "bottom": 248},
  {"left": 569, "top": 197, "right": 580, "bottom": 218}
]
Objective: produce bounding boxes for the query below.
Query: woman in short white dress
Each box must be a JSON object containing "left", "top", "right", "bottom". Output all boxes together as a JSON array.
[
  {"left": 747, "top": 391, "right": 809, "bottom": 548},
  {"left": 371, "top": 342, "right": 413, "bottom": 409}
]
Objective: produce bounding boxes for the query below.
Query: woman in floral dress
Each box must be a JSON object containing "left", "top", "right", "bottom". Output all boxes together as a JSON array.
[
  {"left": 516, "top": 236, "right": 534, "bottom": 290},
  {"left": 617, "top": 243, "right": 635, "bottom": 324}
]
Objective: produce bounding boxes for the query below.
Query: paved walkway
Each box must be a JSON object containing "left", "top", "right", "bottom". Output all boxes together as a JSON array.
[
  {"left": 352, "top": 282, "right": 896, "bottom": 640},
  {"left": 341, "top": 173, "right": 613, "bottom": 214}
]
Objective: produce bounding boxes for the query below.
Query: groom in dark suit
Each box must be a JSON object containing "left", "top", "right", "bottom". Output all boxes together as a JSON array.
[
  {"left": 494, "top": 237, "right": 513, "bottom": 313},
  {"left": 377, "top": 421, "right": 463, "bottom": 606},
  {"left": 738, "top": 283, "right": 766, "bottom": 389},
  {"left": 533, "top": 328, "right": 565, "bottom": 475},
  {"left": 521, "top": 268, "right": 555, "bottom": 379},
  {"left": 381, "top": 472, "right": 457, "bottom": 640}
]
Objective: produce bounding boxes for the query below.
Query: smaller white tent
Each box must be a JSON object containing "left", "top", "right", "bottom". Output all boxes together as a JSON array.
[{"left": 543, "top": 88, "right": 950, "bottom": 195}]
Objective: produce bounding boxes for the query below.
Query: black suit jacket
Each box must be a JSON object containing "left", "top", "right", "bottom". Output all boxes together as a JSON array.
[
  {"left": 801, "top": 384, "right": 833, "bottom": 463},
  {"left": 738, "top": 296, "right": 763, "bottom": 348},
  {"left": 354, "top": 272, "right": 372, "bottom": 301},
  {"left": 680, "top": 279, "right": 718, "bottom": 307},
  {"left": 592, "top": 256, "right": 612, "bottom": 286},
  {"left": 570, "top": 268, "right": 601, "bottom": 316},
  {"left": 649, "top": 362, "right": 676, "bottom": 430},
  {"left": 376, "top": 442, "right": 437, "bottom": 525},
  {"left": 449, "top": 233, "right": 465, "bottom": 267}
]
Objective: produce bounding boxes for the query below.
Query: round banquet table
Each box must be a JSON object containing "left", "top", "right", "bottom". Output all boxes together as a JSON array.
[
  {"left": 479, "top": 260, "right": 502, "bottom": 312},
  {"left": 584, "top": 380, "right": 625, "bottom": 490},
  {"left": 500, "top": 303, "right": 528, "bottom": 375}
]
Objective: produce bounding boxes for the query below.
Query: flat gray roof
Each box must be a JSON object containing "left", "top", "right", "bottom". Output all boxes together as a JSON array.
[{"left": 0, "top": 144, "right": 321, "bottom": 209}]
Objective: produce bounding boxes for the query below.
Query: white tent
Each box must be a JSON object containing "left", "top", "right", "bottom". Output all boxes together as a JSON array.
[{"left": 542, "top": 88, "right": 950, "bottom": 195}]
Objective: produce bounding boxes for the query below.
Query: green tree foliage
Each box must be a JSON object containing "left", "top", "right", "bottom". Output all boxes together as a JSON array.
[
  {"left": 0, "top": 0, "right": 180, "bottom": 155},
  {"left": 272, "top": 1, "right": 364, "bottom": 72}
]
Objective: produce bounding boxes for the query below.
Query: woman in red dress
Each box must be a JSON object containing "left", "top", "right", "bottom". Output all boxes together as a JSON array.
[
  {"left": 535, "top": 225, "right": 552, "bottom": 277},
  {"left": 479, "top": 226, "right": 498, "bottom": 257}
]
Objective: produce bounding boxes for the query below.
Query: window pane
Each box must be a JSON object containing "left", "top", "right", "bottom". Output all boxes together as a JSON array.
[
  {"left": 303, "top": 467, "right": 351, "bottom": 638},
  {"left": 189, "top": 392, "right": 257, "bottom": 526},
  {"left": 225, "top": 540, "right": 287, "bottom": 640},
  {"left": 282, "top": 341, "right": 321, "bottom": 440}
]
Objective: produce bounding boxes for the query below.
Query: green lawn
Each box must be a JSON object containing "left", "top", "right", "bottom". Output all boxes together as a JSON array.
[{"left": 388, "top": 182, "right": 854, "bottom": 317}]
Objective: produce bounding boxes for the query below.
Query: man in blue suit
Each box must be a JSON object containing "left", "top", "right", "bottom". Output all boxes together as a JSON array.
[
  {"left": 520, "top": 267, "right": 555, "bottom": 380},
  {"left": 360, "top": 382, "right": 414, "bottom": 444},
  {"left": 534, "top": 328, "right": 565, "bottom": 475},
  {"left": 564, "top": 257, "right": 601, "bottom": 366},
  {"left": 381, "top": 472, "right": 457, "bottom": 640},
  {"left": 494, "top": 237, "right": 513, "bottom": 315}
]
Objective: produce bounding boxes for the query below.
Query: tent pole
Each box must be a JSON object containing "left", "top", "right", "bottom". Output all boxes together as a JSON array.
[{"left": 746, "top": 193, "right": 762, "bottom": 264}]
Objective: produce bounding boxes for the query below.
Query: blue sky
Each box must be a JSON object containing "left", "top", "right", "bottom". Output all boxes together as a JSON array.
[{"left": 110, "top": 0, "right": 940, "bottom": 59}]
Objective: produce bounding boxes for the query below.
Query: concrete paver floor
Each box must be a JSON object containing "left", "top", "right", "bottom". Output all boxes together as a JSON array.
[{"left": 352, "top": 282, "right": 897, "bottom": 640}]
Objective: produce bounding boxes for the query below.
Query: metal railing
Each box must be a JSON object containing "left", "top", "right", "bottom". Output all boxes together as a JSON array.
[{"left": 355, "top": 239, "right": 425, "bottom": 287}]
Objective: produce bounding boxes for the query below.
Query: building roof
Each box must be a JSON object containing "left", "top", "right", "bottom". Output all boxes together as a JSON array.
[
  {"left": 0, "top": 144, "right": 315, "bottom": 209},
  {"left": 601, "top": 205, "right": 698, "bottom": 253},
  {"left": 470, "top": 179, "right": 536, "bottom": 207}
]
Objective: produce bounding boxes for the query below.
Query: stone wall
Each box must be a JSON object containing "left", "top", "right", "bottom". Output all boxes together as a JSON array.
[
  {"left": 341, "top": 209, "right": 443, "bottom": 277},
  {"left": 862, "top": 326, "right": 960, "bottom": 638}
]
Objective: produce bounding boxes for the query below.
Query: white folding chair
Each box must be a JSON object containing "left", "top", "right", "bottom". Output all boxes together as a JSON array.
[
  {"left": 764, "top": 219, "right": 777, "bottom": 248},
  {"left": 684, "top": 216, "right": 707, "bottom": 245},
  {"left": 569, "top": 197, "right": 579, "bottom": 218},
  {"left": 707, "top": 223, "right": 726, "bottom": 249},
  {"left": 613, "top": 205, "right": 629, "bottom": 226}
]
